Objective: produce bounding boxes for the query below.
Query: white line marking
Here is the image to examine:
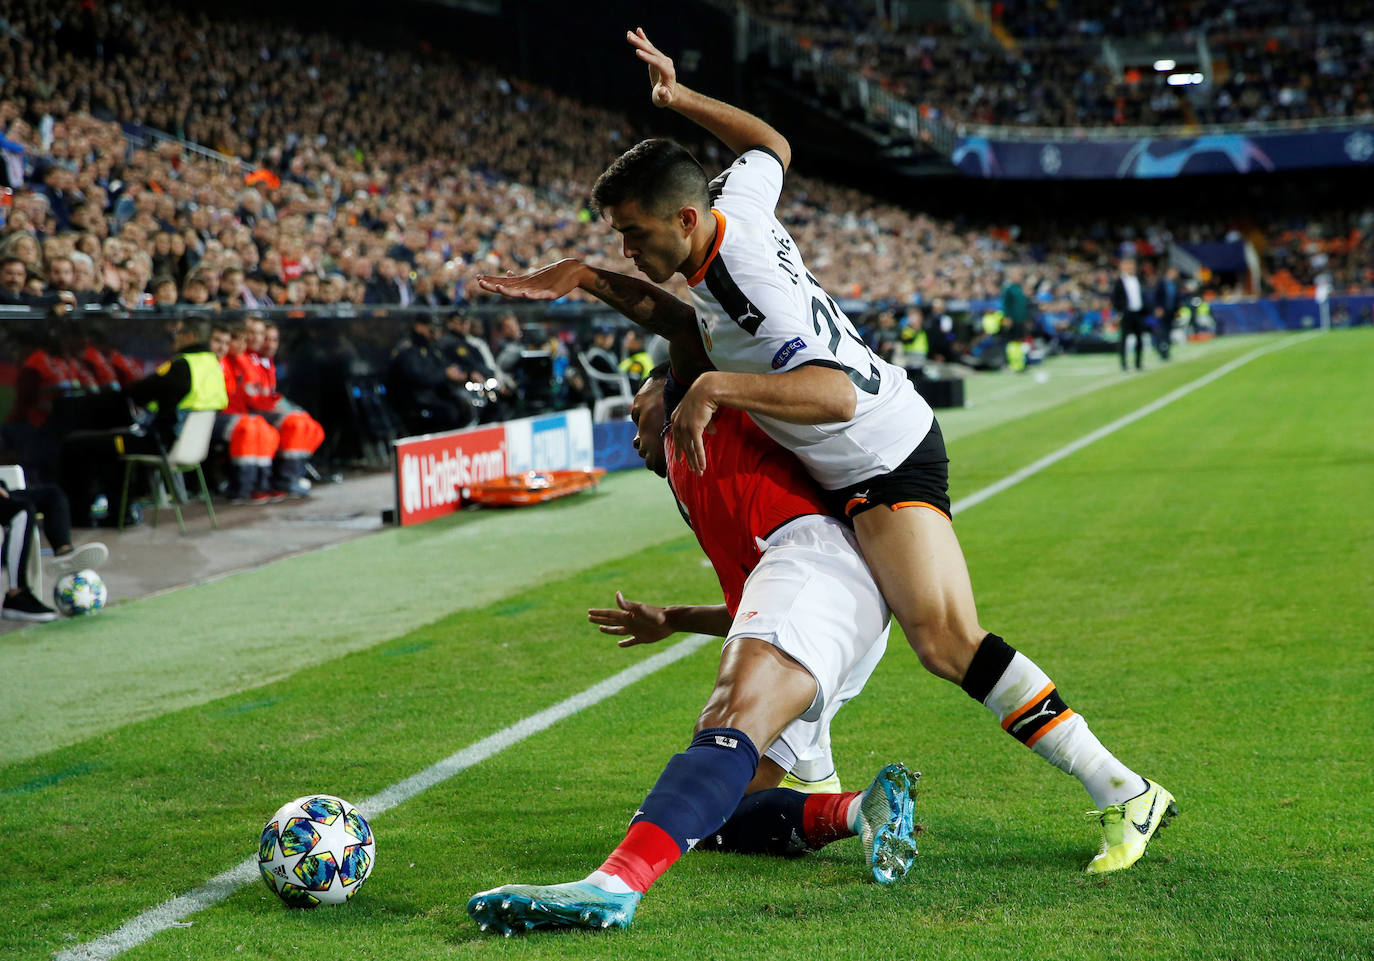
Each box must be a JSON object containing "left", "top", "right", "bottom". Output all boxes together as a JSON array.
[
  {"left": 55, "top": 331, "right": 1314, "bottom": 960},
  {"left": 54, "top": 633, "right": 715, "bottom": 961},
  {"left": 951, "top": 334, "right": 1313, "bottom": 515}
]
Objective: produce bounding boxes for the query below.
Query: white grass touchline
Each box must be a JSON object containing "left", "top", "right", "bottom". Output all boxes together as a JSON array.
[
  {"left": 951, "top": 333, "right": 1313, "bottom": 515},
  {"left": 55, "top": 331, "right": 1313, "bottom": 961},
  {"left": 54, "top": 633, "right": 715, "bottom": 961}
]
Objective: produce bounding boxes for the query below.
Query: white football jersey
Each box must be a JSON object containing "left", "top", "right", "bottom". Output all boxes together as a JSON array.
[{"left": 686, "top": 148, "right": 933, "bottom": 489}]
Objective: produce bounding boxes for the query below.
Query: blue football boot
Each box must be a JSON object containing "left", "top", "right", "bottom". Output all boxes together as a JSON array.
[
  {"left": 468, "top": 880, "right": 641, "bottom": 935},
  {"left": 857, "top": 762, "right": 921, "bottom": 884}
]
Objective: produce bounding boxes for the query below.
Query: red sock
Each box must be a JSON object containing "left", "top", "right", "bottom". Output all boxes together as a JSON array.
[
  {"left": 802, "top": 791, "right": 861, "bottom": 850},
  {"left": 596, "top": 821, "right": 683, "bottom": 892}
]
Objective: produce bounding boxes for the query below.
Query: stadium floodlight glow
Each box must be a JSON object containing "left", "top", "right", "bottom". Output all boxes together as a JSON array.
[
  {"left": 1167, "top": 72, "right": 1205, "bottom": 85},
  {"left": 1154, "top": 59, "right": 1177, "bottom": 71}
]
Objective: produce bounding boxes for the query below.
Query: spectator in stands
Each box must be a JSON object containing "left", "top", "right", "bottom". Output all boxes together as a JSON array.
[
  {"left": 45, "top": 256, "right": 77, "bottom": 298},
  {"left": 1110, "top": 257, "right": 1148, "bottom": 372},
  {"left": 0, "top": 256, "right": 31, "bottom": 305},
  {"left": 152, "top": 276, "right": 179, "bottom": 306},
  {"left": 220, "top": 267, "right": 246, "bottom": 308}
]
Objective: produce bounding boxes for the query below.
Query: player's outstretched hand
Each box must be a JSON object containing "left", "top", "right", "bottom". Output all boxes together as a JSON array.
[
  {"left": 670, "top": 374, "right": 719, "bottom": 475},
  {"left": 627, "top": 27, "right": 677, "bottom": 108},
  {"left": 588, "top": 591, "right": 674, "bottom": 647},
  {"left": 475, "top": 259, "right": 588, "bottom": 301}
]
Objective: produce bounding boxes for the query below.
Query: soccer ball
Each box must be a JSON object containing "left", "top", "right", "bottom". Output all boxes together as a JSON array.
[
  {"left": 53, "top": 569, "right": 108, "bottom": 615},
  {"left": 258, "top": 794, "right": 375, "bottom": 906}
]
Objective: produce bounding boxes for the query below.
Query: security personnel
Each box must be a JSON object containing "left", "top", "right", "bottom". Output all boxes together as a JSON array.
[
  {"left": 386, "top": 317, "right": 474, "bottom": 435},
  {"left": 617, "top": 329, "right": 654, "bottom": 393},
  {"left": 900, "top": 323, "right": 929, "bottom": 362},
  {"left": 58, "top": 319, "right": 228, "bottom": 526}
]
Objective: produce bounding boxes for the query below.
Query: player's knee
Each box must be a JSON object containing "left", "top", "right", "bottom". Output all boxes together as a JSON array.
[
  {"left": 901, "top": 616, "right": 984, "bottom": 683},
  {"left": 695, "top": 688, "right": 752, "bottom": 734}
]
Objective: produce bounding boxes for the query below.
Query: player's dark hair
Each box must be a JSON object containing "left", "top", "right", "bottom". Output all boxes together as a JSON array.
[
  {"left": 178, "top": 318, "right": 213, "bottom": 344},
  {"left": 647, "top": 362, "right": 672, "bottom": 383},
  {"left": 592, "top": 139, "right": 711, "bottom": 219}
]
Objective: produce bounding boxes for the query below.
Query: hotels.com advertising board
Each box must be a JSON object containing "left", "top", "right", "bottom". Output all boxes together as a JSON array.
[{"left": 393, "top": 408, "right": 594, "bottom": 526}]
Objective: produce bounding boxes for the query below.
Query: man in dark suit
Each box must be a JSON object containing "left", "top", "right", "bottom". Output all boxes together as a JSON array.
[
  {"left": 1110, "top": 257, "right": 1148, "bottom": 371},
  {"left": 1152, "top": 266, "right": 1183, "bottom": 361}
]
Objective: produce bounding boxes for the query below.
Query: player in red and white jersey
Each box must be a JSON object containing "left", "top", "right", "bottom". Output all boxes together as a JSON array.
[
  {"left": 477, "top": 29, "right": 1175, "bottom": 881},
  {"left": 657, "top": 377, "right": 834, "bottom": 616},
  {"left": 468, "top": 368, "right": 917, "bottom": 934}
]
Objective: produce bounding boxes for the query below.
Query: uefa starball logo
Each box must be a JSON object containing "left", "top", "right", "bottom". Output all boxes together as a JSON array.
[
  {"left": 1039, "top": 144, "right": 1062, "bottom": 175},
  {"left": 1344, "top": 131, "right": 1374, "bottom": 163}
]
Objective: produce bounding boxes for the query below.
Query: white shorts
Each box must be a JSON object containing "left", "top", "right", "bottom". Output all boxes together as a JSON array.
[{"left": 723, "top": 514, "right": 891, "bottom": 775}]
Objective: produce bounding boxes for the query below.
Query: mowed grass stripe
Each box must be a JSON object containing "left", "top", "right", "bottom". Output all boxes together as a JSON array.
[
  {"left": 2, "top": 537, "right": 724, "bottom": 959},
  {"left": 0, "top": 467, "right": 689, "bottom": 766},
  {"left": 117, "top": 328, "right": 1373, "bottom": 961},
  {"left": 6, "top": 331, "right": 1369, "bottom": 960},
  {"left": 54, "top": 633, "right": 718, "bottom": 961}
]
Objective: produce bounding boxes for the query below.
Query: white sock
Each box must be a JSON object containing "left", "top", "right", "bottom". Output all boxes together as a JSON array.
[
  {"left": 983, "top": 651, "right": 1145, "bottom": 809},
  {"left": 583, "top": 870, "right": 635, "bottom": 894},
  {"left": 844, "top": 794, "right": 863, "bottom": 833}
]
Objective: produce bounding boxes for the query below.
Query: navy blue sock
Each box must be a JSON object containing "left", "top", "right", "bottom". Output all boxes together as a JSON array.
[
  {"left": 697, "top": 788, "right": 810, "bottom": 857},
  {"left": 630, "top": 727, "right": 760, "bottom": 853}
]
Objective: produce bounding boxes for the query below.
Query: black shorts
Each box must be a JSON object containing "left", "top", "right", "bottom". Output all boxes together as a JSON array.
[{"left": 823, "top": 419, "right": 951, "bottom": 521}]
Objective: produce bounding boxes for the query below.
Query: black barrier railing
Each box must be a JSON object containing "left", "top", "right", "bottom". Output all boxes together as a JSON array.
[{"left": 0, "top": 302, "right": 641, "bottom": 476}]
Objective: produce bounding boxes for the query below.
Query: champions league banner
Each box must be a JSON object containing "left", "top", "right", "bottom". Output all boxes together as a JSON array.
[{"left": 952, "top": 127, "right": 1374, "bottom": 179}]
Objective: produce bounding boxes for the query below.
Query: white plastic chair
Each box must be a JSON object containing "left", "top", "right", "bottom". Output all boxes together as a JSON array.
[
  {"left": 0, "top": 464, "right": 43, "bottom": 596},
  {"left": 578, "top": 348, "right": 633, "bottom": 423},
  {"left": 118, "top": 409, "right": 219, "bottom": 534}
]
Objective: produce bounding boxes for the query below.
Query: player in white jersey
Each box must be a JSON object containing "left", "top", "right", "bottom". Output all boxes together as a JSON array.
[{"left": 477, "top": 28, "right": 1175, "bottom": 875}]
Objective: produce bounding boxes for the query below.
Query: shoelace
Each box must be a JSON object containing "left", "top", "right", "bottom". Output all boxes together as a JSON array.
[{"left": 1084, "top": 803, "right": 1126, "bottom": 824}]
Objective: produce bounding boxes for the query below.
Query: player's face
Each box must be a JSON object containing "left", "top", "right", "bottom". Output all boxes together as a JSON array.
[
  {"left": 210, "top": 330, "right": 230, "bottom": 358},
  {"left": 630, "top": 378, "right": 668, "bottom": 478},
  {"left": 605, "top": 200, "right": 689, "bottom": 284}
]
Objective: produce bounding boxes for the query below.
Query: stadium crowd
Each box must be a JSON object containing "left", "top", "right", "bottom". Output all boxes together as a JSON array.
[
  {"left": 2, "top": 0, "right": 1368, "bottom": 323},
  {"left": 740, "top": 0, "right": 1374, "bottom": 129}
]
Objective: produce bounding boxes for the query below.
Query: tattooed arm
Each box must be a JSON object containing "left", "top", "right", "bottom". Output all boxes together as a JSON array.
[{"left": 477, "top": 259, "right": 706, "bottom": 358}]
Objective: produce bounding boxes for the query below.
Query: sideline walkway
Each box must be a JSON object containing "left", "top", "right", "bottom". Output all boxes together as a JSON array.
[{"left": 4, "top": 472, "right": 392, "bottom": 629}]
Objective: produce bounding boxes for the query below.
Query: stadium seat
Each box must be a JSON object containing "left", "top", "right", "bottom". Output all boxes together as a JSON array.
[
  {"left": 577, "top": 349, "right": 633, "bottom": 423},
  {"left": 118, "top": 410, "right": 219, "bottom": 535}
]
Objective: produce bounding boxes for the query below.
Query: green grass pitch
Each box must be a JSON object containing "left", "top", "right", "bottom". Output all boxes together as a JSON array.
[{"left": 3, "top": 331, "right": 1371, "bottom": 960}]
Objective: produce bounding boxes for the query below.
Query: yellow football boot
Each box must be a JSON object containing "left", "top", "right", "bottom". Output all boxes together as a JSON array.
[
  {"left": 779, "top": 770, "right": 843, "bottom": 793},
  {"left": 1085, "top": 778, "right": 1178, "bottom": 873}
]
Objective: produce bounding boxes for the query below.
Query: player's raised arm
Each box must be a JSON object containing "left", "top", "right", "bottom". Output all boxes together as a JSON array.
[
  {"left": 628, "top": 28, "right": 790, "bottom": 171},
  {"left": 477, "top": 259, "right": 698, "bottom": 342}
]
